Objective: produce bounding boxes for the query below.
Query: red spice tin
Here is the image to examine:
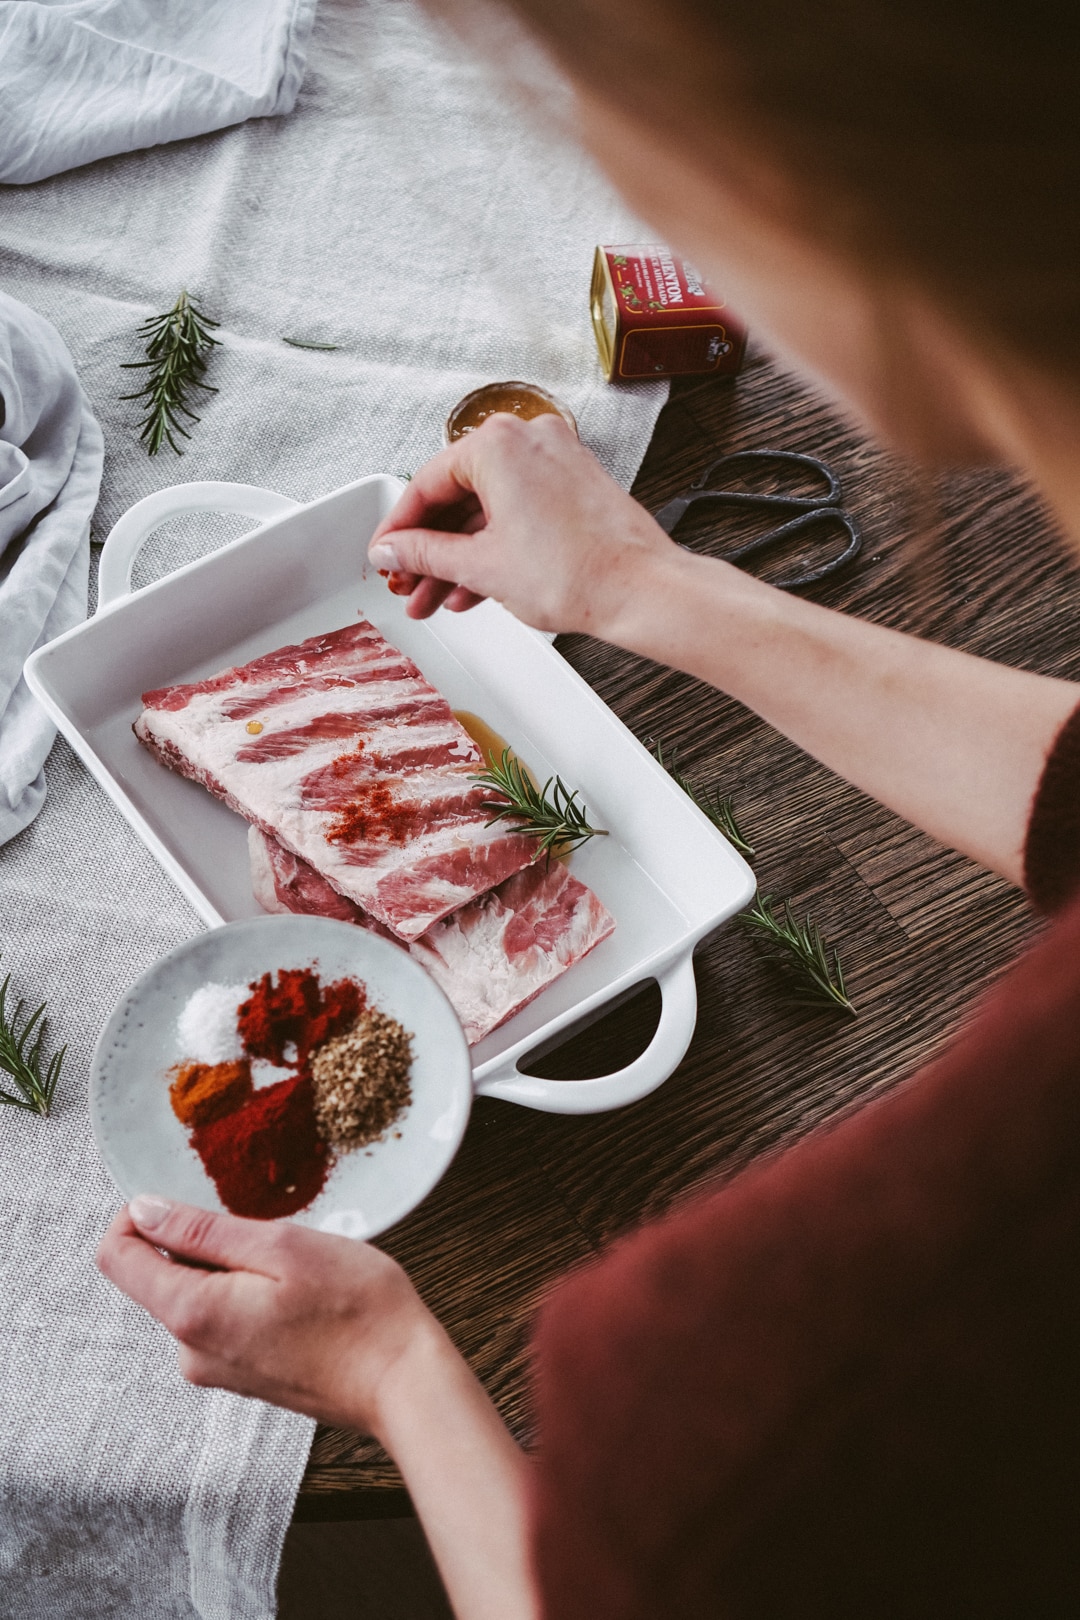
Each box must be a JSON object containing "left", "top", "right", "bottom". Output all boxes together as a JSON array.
[{"left": 590, "top": 245, "right": 747, "bottom": 381}]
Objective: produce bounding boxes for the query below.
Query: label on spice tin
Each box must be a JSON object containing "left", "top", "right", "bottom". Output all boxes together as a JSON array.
[{"left": 591, "top": 245, "right": 747, "bottom": 382}]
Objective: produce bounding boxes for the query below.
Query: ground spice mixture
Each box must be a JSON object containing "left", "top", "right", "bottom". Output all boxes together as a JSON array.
[
  {"left": 310, "top": 1008, "right": 413, "bottom": 1150},
  {"left": 168, "top": 965, "right": 412, "bottom": 1219},
  {"left": 169, "top": 1059, "right": 253, "bottom": 1127},
  {"left": 325, "top": 779, "right": 419, "bottom": 847},
  {"left": 191, "top": 1073, "right": 329, "bottom": 1219},
  {"left": 237, "top": 966, "right": 363, "bottom": 1066}
]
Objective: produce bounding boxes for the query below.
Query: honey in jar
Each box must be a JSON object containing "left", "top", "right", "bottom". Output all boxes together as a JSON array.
[{"left": 444, "top": 381, "right": 578, "bottom": 444}]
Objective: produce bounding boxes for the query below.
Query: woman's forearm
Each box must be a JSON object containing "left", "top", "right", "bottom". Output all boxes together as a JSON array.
[
  {"left": 372, "top": 1320, "right": 539, "bottom": 1620},
  {"left": 609, "top": 546, "right": 1078, "bottom": 884}
]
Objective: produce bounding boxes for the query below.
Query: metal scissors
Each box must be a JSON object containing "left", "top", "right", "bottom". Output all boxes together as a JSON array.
[{"left": 652, "top": 448, "right": 862, "bottom": 589}]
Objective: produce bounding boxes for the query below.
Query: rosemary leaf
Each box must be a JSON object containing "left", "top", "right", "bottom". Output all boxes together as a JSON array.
[
  {"left": 0, "top": 965, "right": 66, "bottom": 1117},
  {"left": 471, "top": 747, "right": 606, "bottom": 857},
  {"left": 120, "top": 290, "right": 220, "bottom": 456},
  {"left": 739, "top": 895, "right": 856, "bottom": 1015},
  {"left": 651, "top": 740, "right": 755, "bottom": 859},
  {"left": 282, "top": 336, "right": 340, "bottom": 351}
]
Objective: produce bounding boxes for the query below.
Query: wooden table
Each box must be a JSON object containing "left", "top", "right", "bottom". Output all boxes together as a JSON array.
[{"left": 295, "top": 351, "right": 1080, "bottom": 1520}]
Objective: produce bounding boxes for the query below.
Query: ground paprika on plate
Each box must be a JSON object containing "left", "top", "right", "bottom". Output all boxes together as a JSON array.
[{"left": 191, "top": 1073, "right": 329, "bottom": 1219}]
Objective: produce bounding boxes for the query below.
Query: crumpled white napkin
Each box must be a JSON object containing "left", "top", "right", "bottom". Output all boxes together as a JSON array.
[
  {"left": 0, "top": 0, "right": 318, "bottom": 185},
  {"left": 0, "top": 292, "right": 103, "bottom": 844}
]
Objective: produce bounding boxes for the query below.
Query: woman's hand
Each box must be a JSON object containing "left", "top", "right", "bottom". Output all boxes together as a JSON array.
[
  {"left": 368, "top": 411, "right": 676, "bottom": 636},
  {"left": 98, "top": 1195, "right": 540, "bottom": 1620},
  {"left": 96, "top": 1195, "right": 442, "bottom": 1434},
  {"left": 376, "top": 409, "right": 1080, "bottom": 888}
]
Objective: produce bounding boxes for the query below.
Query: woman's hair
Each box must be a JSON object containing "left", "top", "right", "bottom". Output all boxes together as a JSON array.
[{"left": 447, "top": 0, "right": 1080, "bottom": 389}]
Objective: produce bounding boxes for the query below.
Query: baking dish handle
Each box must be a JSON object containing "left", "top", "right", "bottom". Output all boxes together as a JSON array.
[
  {"left": 473, "top": 950, "right": 698, "bottom": 1114},
  {"left": 97, "top": 481, "right": 302, "bottom": 610}
]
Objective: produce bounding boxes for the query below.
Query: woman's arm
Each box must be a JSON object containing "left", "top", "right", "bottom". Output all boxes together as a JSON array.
[
  {"left": 96, "top": 1198, "right": 538, "bottom": 1620},
  {"left": 369, "top": 414, "right": 1079, "bottom": 885},
  {"left": 612, "top": 547, "right": 1078, "bottom": 884}
]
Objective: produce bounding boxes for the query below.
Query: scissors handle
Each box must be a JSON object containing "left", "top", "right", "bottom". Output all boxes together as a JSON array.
[
  {"left": 652, "top": 448, "right": 847, "bottom": 538},
  {"left": 721, "top": 506, "right": 862, "bottom": 589},
  {"left": 691, "top": 448, "right": 843, "bottom": 510}
]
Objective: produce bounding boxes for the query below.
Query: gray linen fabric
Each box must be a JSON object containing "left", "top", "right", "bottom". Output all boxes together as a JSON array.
[
  {"left": 0, "top": 0, "right": 317, "bottom": 185},
  {"left": 0, "top": 750, "right": 314, "bottom": 1620},
  {"left": 0, "top": 1, "right": 665, "bottom": 1614},
  {"left": 0, "top": 291, "right": 103, "bottom": 844}
]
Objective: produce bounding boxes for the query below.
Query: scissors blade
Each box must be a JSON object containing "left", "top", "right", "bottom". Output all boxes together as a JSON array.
[{"left": 653, "top": 495, "right": 694, "bottom": 535}]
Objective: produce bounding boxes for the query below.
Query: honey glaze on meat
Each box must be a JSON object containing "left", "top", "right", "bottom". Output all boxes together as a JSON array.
[{"left": 453, "top": 709, "right": 509, "bottom": 769}]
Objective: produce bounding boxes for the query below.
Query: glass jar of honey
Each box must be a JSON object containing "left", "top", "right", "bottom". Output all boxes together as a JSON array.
[{"left": 444, "top": 381, "right": 578, "bottom": 445}]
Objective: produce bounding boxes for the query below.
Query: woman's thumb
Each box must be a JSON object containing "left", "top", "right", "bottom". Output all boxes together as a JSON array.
[
  {"left": 368, "top": 527, "right": 471, "bottom": 586},
  {"left": 128, "top": 1195, "right": 279, "bottom": 1272}
]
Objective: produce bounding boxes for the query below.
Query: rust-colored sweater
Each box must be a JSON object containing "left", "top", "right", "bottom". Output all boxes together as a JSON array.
[{"left": 530, "top": 707, "right": 1080, "bottom": 1618}]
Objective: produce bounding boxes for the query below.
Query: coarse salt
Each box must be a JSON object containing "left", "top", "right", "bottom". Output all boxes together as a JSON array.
[{"left": 176, "top": 982, "right": 248, "bottom": 1065}]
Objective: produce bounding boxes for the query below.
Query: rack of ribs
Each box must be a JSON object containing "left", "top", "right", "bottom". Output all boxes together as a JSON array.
[
  {"left": 249, "top": 826, "right": 616, "bottom": 1046},
  {"left": 134, "top": 620, "right": 538, "bottom": 941}
]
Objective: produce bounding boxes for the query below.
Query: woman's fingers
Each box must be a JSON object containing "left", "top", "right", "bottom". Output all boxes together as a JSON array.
[
  {"left": 99, "top": 1200, "right": 449, "bottom": 1431},
  {"left": 124, "top": 1196, "right": 288, "bottom": 1275},
  {"left": 370, "top": 526, "right": 486, "bottom": 597},
  {"left": 405, "top": 573, "right": 461, "bottom": 620},
  {"left": 444, "top": 586, "right": 485, "bottom": 613},
  {"left": 96, "top": 1206, "right": 227, "bottom": 1341},
  {"left": 373, "top": 446, "right": 481, "bottom": 544},
  {"left": 372, "top": 524, "right": 488, "bottom": 618},
  {"left": 368, "top": 411, "right": 669, "bottom": 638},
  {"left": 386, "top": 570, "right": 420, "bottom": 596}
]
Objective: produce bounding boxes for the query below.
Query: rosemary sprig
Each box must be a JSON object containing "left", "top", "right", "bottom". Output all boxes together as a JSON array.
[
  {"left": 740, "top": 895, "right": 855, "bottom": 1015},
  {"left": 121, "top": 290, "right": 220, "bottom": 455},
  {"left": 652, "top": 739, "right": 855, "bottom": 1014},
  {"left": 0, "top": 965, "right": 66, "bottom": 1117},
  {"left": 650, "top": 741, "right": 755, "bottom": 858},
  {"left": 282, "top": 336, "right": 340, "bottom": 351},
  {"left": 471, "top": 747, "right": 607, "bottom": 857}
]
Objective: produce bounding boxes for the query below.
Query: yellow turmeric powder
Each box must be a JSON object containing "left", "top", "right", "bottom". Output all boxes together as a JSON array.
[{"left": 169, "top": 1059, "right": 253, "bottom": 1128}]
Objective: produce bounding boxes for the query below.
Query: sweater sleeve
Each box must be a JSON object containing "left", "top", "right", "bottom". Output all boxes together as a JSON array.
[
  {"left": 528, "top": 890, "right": 1080, "bottom": 1619},
  {"left": 1023, "top": 700, "right": 1080, "bottom": 912}
]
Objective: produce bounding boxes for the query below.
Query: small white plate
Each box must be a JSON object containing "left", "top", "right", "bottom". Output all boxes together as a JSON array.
[{"left": 90, "top": 914, "right": 473, "bottom": 1240}]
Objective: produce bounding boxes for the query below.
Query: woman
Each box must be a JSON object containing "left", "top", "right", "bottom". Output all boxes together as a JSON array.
[{"left": 98, "top": 2, "right": 1080, "bottom": 1614}]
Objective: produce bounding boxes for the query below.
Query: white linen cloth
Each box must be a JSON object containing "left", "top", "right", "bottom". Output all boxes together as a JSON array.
[
  {"left": 0, "top": 0, "right": 318, "bottom": 185},
  {"left": 0, "top": 1, "right": 667, "bottom": 1615},
  {"left": 0, "top": 291, "right": 103, "bottom": 843}
]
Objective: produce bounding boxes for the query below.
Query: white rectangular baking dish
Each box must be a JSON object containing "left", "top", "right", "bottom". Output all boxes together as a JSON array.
[{"left": 25, "top": 475, "right": 755, "bottom": 1114}]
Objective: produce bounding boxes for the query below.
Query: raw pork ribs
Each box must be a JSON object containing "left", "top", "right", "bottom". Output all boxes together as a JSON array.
[
  {"left": 250, "top": 827, "right": 615, "bottom": 1045},
  {"left": 136, "top": 618, "right": 615, "bottom": 1043},
  {"left": 135, "top": 621, "right": 538, "bottom": 940}
]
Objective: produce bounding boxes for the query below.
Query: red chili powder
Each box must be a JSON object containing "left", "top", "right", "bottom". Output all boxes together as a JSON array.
[
  {"left": 329, "top": 743, "right": 365, "bottom": 776},
  {"left": 191, "top": 1074, "right": 329, "bottom": 1219},
  {"left": 237, "top": 966, "right": 364, "bottom": 1067},
  {"left": 326, "top": 779, "right": 418, "bottom": 847}
]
